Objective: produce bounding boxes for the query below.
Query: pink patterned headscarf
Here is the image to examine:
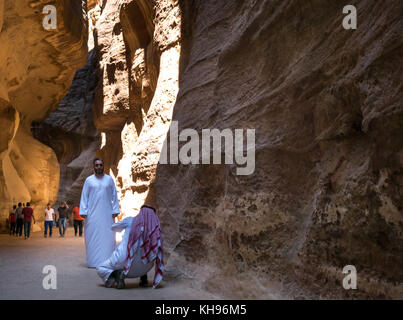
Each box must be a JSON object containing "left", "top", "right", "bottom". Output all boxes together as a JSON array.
[{"left": 124, "top": 206, "right": 164, "bottom": 288}]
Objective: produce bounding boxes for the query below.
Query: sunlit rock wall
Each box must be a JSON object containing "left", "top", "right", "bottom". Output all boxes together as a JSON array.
[
  {"left": 30, "top": 0, "right": 402, "bottom": 299},
  {"left": 0, "top": 0, "right": 88, "bottom": 228},
  {"left": 33, "top": 1, "right": 101, "bottom": 211},
  {"left": 32, "top": 50, "right": 99, "bottom": 209},
  {"left": 93, "top": 0, "right": 180, "bottom": 217}
]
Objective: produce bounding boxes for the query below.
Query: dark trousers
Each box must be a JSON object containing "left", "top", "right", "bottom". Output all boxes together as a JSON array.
[
  {"left": 74, "top": 220, "right": 83, "bottom": 236},
  {"left": 9, "top": 222, "right": 16, "bottom": 235},
  {"left": 16, "top": 218, "right": 23, "bottom": 236},
  {"left": 24, "top": 221, "right": 32, "bottom": 238},
  {"left": 44, "top": 221, "right": 53, "bottom": 236}
]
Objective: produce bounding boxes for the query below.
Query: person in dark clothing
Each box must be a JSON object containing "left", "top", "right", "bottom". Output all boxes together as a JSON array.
[
  {"left": 15, "top": 203, "right": 24, "bottom": 237},
  {"left": 72, "top": 205, "right": 84, "bottom": 237},
  {"left": 57, "top": 201, "right": 69, "bottom": 237},
  {"left": 9, "top": 205, "right": 16, "bottom": 235},
  {"left": 22, "top": 202, "right": 36, "bottom": 239}
]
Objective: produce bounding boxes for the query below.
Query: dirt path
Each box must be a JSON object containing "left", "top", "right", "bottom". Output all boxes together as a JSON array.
[{"left": 0, "top": 228, "right": 218, "bottom": 300}]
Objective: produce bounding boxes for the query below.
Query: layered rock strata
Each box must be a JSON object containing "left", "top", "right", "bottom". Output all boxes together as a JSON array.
[
  {"left": 32, "top": 49, "right": 99, "bottom": 208},
  {"left": 0, "top": 0, "right": 88, "bottom": 228},
  {"left": 30, "top": 0, "right": 402, "bottom": 299},
  {"left": 154, "top": 0, "right": 403, "bottom": 299},
  {"left": 33, "top": 0, "right": 102, "bottom": 211},
  {"left": 92, "top": 0, "right": 180, "bottom": 217}
]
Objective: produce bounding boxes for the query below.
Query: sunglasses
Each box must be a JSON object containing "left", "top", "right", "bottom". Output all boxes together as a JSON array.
[{"left": 94, "top": 164, "right": 104, "bottom": 167}]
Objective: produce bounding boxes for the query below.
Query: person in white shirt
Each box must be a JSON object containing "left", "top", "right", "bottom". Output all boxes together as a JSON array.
[{"left": 44, "top": 203, "right": 55, "bottom": 238}]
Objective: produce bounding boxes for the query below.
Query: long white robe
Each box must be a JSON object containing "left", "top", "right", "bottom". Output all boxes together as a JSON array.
[
  {"left": 96, "top": 217, "right": 154, "bottom": 283},
  {"left": 79, "top": 174, "right": 120, "bottom": 268}
]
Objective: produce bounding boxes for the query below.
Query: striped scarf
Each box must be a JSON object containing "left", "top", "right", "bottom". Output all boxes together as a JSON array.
[{"left": 124, "top": 206, "right": 164, "bottom": 288}]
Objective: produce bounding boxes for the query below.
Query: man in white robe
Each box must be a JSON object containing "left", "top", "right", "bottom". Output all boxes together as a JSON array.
[
  {"left": 97, "top": 205, "right": 164, "bottom": 289},
  {"left": 96, "top": 217, "right": 154, "bottom": 289},
  {"left": 79, "top": 158, "right": 120, "bottom": 268}
]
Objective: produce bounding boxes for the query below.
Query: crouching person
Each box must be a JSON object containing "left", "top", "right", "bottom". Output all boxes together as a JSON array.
[{"left": 97, "top": 205, "right": 164, "bottom": 289}]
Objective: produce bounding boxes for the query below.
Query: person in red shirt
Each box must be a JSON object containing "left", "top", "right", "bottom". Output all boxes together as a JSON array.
[
  {"left": 22, "top": 202, "right": 36, "bottom": 239},
  {"left": 9, "top": 205, "right": 16, "bottom": 236},
  {"left": 72, "top": 205, "right": 84, "bottom": 237}
]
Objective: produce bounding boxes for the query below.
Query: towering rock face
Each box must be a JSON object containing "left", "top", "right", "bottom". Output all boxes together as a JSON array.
[
  {"left": 33, "top": 0, "right": 101, "bottom": 209},
  {"left": 34, "top": 0, "right": 179, "bottom": 218},
  {"left": 26, "top": 0, "right": 402, "bottom": 299},
  {"left": 0, "top": 0, "right": 88, "bottom": 225},
  {"left": 93, "top": 0, "right": 180, "bottom": 216},
  {"left": 154, "top": 0, "right": 403, "bottom": 299},
  {"left": 32, "top": 49, "right": 99, "bottom": 208}
]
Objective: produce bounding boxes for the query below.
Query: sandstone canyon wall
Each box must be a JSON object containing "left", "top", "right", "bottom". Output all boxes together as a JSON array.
[
  {"left": 35, "top": 0, "right": 178, "bottom": 216},
  {"left": 32, "top": 49, "right": 99, "bottom": 209},
  {"left": 0, "top": 0, "right": 88, "bottom": 228},
  {"left": 33, "top": 0, "right": 101, "bottom": 210},
  {"left": 18, "top": 0, "right": 403, "bottom": 299},
  {"left": 154, "top": 0, "right": 403, "bottom": 299},
  {"left": 92, "top": 0, "right": 180, "bottom": 217}
]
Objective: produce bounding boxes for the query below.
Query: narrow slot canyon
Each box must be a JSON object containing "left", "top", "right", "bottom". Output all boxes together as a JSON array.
[{"left": 0, "top": 0, "right": 402, "bottom": 300}]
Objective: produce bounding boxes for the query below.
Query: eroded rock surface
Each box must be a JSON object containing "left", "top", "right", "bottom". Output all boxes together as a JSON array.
[
  {"left": 154, "top": 0, "right": 403, "bottom": 299},
  {"left": 33, "top": 49, "right": 99, "bottom": 208},
  {"left": 91, "top": 0, "right": 180, "bottom": 216},
  {"left": 0, "top": 0, "right": 88, "bottom": 227},
  {"left": 26, "top": 0, "right": 402, "bottom": 299}
]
